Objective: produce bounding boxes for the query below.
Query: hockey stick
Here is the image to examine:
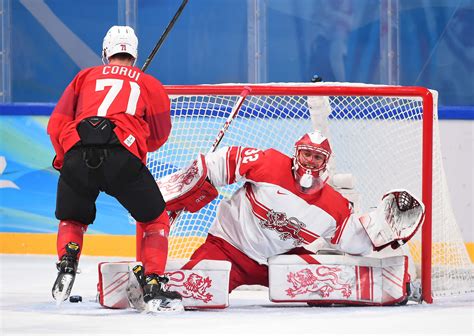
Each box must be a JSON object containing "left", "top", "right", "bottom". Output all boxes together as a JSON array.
[
  {"left": 168, "top": 87, "right": 252, "bottom": 226},
  {"left": 141, "top": 0, "right": 189, "bottom": 72},
  {"left": 207, "top": 88, "right": 252, "bottom": 153}
]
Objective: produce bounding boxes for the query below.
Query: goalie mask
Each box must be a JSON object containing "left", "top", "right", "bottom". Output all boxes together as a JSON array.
[
  {"left": 102, "top": 26, "right": 138, "bottom": 65},
  {"left": 293, "top": 131, "right": 331, "bottom": 193}
]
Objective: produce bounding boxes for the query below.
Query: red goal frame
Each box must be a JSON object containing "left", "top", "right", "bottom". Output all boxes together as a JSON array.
[{"left": 163, "top": 84, "right": 435, "bottom": 303}]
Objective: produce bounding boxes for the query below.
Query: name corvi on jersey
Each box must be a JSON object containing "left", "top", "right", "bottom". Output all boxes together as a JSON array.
[{"left": 102, "top": 65, "right": 141, "bottom": 81}]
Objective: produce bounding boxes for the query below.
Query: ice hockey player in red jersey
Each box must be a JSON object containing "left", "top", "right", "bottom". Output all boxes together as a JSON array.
[
  {"left": 162, "top": 130, "right": 424, "bottom": 293},
  {"left": 47, "top": 25, "right": 183, "bottom": 312}
]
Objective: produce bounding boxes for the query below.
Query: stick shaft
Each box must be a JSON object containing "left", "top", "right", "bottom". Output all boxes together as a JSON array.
[
  {"left": 141, "top": 0, "right": 189, "bottom": 72},
  {"left": 169, "top": 87, "right": 252, "bottom": 226}
]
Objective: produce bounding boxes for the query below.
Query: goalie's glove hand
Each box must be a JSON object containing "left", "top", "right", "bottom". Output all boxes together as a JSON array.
[{"left": 359, "top": 189, "right": 425, "bottom": 251}]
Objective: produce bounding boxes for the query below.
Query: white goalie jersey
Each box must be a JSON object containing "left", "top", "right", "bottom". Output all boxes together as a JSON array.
[{"left": 204, "top": 146, "right": 374, "bottom": 265}]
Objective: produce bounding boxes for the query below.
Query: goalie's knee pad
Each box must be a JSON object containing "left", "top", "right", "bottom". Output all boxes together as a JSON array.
[{"left": 268, "top": 254, "right": 410, "bottom": 306}]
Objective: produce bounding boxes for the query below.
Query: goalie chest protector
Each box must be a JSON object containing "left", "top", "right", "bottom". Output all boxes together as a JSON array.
[{"left": 268, "top": 254, "right": 409, "bottom": 306}]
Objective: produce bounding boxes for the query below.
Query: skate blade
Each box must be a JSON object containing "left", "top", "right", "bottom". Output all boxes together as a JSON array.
[
  {"left": 53, "top": 274, "right": 74, "bottom": 306},
  {"left": 143, "top": 299, "right": 184, "bottom": 314}
]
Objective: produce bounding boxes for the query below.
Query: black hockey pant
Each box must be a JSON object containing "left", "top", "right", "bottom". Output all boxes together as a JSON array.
[{"left": 55, "top": 145, "right": 165, "bottom": 225}]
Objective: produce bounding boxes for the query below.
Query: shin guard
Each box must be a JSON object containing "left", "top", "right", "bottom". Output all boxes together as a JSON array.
[
  {"left": 56, "top": 220, "right": 87, "bottom": 259},
  {"left": 137, "top": 211, "right": 170, "bottom": 276}
]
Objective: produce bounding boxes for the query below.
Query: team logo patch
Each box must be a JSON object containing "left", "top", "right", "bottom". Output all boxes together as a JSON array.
[
  {"left": 286, "top": 266, "right": 352, "bottom": 298},
  {"left": 124, "top": 134, "right": 136, "bottom": 147},
  {"left": 259, "top": 210, "right": 306, "bottom": 246},
  {"left": 165, "top": 271, "right": 214, "bottom": 303},
  {"left": 157, "top": 159, "right": 199, "bottom": 194}
]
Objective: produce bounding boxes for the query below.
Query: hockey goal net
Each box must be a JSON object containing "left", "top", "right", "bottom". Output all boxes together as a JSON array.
[{"left": 145, "top": 83, "right": 473, "bottom": 302}]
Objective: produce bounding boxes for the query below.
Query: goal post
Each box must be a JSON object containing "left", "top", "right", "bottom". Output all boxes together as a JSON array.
[{"left": 143, "top": 82, "right": 473, "bottom": 303}]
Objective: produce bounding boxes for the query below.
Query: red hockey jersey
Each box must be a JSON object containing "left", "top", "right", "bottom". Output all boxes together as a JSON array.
[
  {"left": 47, "top": 64, "right": 171, "bottom": 169},
  {"left": 205, "top": 146, "right": 374, "bottom": 264}
]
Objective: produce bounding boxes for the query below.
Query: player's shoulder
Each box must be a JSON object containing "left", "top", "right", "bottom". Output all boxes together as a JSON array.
[
  {"left": 262, "top": 148, "right": 291, "bottom": 162},
  {"left": 75, "top": 66, "right": 100, "bottom": 79},
  {"left": 138, "top": 72, "right": 167, "bottom": 94},
  {"left": 138, "top": 71, "right": 163, "bottom": 85},
  {"left": 240, "top": 147, "right": 290, "bottom": 166},
  {"left": 249, "top": 148, "right": 291, "bottom": 173},
  {"left": 323, "top": 184, "right": 348, "bottom": 200},
  {"left": 318, "top": 184, "right": 351, "bottom": 211},
  {"left": 68, "top": 66, "right": 102, "bottom": 88}
]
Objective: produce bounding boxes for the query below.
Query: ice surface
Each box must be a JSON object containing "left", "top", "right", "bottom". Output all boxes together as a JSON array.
[{"left": 1, "top": 254, "right": 472, "bottom": 336}]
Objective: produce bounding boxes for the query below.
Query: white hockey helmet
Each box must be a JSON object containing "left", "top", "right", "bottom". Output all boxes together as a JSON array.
[
  {"left": 102, "top": 25, "right": 138, "bottom": 64},
  {"left": 293, "top": 131, "right": 332, "bottom": 192}
]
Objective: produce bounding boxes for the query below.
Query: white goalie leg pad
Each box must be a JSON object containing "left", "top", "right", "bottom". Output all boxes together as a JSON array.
[
  {"left": 166, "top": 259, "right": 231, "bottom": 309},
  {"left": 98, "top": 261, "right": 137, "bottom": 309},
  {"left": 268, "top": 254, "right": 409, "bottom": 305},
  {"left": 98, "top": 259, "right": 231, "bottom": 310}
]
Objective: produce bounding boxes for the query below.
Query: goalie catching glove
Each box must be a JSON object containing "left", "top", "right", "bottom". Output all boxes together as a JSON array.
[
  {"left": 359, "top": 189, "right": 425, "bottom": 251},
  {"left": 157, "top": 154, "right": 218, "bottom": 213}
]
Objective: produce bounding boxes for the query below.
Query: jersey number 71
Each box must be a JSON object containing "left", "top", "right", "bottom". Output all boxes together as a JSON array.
[{"left": 95, "top": 79, "right": 140, "bottom": 116}]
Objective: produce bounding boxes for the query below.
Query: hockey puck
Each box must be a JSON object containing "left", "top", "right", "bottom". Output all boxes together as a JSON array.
[
  {"left": 69, "top": 295, "right": 82, "bottom": 303},
  {"left": 311, "top": 74, "right": 323, "bottom": 83}
]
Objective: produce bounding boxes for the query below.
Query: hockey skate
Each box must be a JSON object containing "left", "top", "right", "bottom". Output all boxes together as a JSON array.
[
  {"left": 52, "top": 242, "right": 80, "bottom": 306},
  {"left": 132, "top": 265, "right": 184, "bottom": 313}
]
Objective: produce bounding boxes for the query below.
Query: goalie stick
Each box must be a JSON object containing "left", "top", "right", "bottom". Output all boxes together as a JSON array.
[
  {"left": 141, "top": 0, "right": 189, "bottom": 72},
  {"left": 168, "top": 87, "right": 252, "bottom": 226}
]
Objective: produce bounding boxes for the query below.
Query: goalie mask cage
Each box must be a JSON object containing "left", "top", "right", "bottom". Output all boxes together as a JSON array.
[{"left": 144, "top": 83, "right": 473, "bottom": 303}]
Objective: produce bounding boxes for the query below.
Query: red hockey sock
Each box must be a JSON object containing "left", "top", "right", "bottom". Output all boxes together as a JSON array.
[
  {"left": 137, "top": 211, "right": 170, "bottom": 276},
  {"left": 56, "top": 220, "right": 88, "bottom": 260},
  {"left": 136, "top": 222, "right": 144, "bottom": 262}
]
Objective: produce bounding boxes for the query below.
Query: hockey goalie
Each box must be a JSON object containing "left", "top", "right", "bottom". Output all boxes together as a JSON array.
[
  {"left": 99, "top": 130, "right": 425, "bottom": 309},
  {"left": 161, "top": 130, "right": 424, "bottom": 306}
]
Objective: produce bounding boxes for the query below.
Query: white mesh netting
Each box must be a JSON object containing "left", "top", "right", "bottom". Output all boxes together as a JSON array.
[{"left": 143, "top": 83, "right": 473, "bottom": 298}]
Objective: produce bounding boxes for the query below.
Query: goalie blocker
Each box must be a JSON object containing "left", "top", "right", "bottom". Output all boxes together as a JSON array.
[{"left": 157, "top": 154, "right": 218, "bottom": 213}]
